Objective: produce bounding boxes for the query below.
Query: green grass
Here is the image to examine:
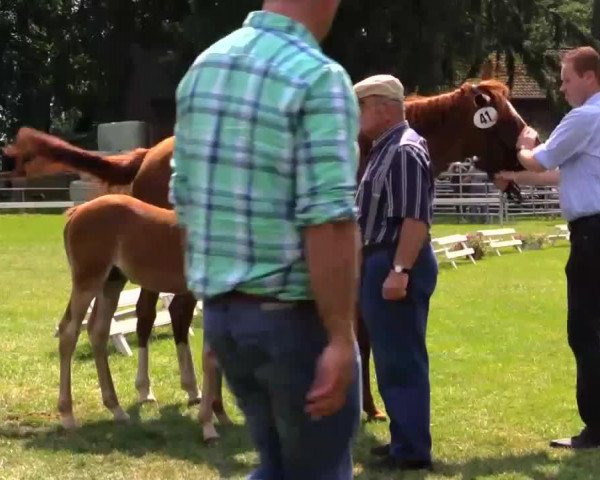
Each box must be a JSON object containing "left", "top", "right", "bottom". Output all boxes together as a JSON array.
[{"left": 0, "top": 214, "right": 597, "bottom": 479}]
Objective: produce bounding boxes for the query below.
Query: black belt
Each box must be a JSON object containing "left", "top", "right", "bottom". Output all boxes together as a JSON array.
[
  {"left": 568, "top": 213, "right": 600, "bottom": 234},
  {"left": 205, "top": 290, "right": 313, "bottom": 307},
  {"left": 362, "top": 242, "right": 396, "bottom": 256}
]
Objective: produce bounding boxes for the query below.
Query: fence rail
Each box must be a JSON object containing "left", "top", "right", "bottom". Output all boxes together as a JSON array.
[{"left": 0, "top": 171, "right": 562, "bottom": 222}]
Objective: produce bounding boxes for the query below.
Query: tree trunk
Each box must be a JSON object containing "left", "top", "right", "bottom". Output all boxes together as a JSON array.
[{"left": 593, "top": 0, "right": 600, "bottom": 39}]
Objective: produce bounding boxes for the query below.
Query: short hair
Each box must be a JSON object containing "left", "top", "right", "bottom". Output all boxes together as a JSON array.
[{"left": 562, "top": 46, "right": 600, "bottom": 81}]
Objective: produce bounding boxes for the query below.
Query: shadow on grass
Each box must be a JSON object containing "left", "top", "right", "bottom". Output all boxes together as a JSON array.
[
  {"left": 3, "top": 403, "right": 254, "bottom": 479},
  {"left": 355, "top": 425, "right": 598, "bottom": 480}
]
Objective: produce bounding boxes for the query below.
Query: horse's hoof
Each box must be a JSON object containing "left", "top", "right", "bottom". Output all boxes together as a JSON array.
[
  {"left": 112, "top": 408, "right": 131, "bottom": 424},
  {"left": 187, "top": 397, "right": 202, "bottom": 407},
  {"left": 202, "top": 424, "right": 220, "bottom": 445},
  {"left": 216, "top": 412, "right": 233, "bottom": 426},
  {"left": 366, "top": 411, "right": 387, "bottom": 422},
  {"left": 203, "top": 436, "right": 220, "bottom": 447},
  {"left": 138, "top": 393, "right": 158, "bottom": 404},
  {"left": 60, "top": 414, "right": 78, "bottom": 431}
]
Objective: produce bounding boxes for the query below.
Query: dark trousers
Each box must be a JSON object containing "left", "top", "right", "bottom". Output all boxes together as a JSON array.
[
  {"left": 566, "top": 215, "right": 600, "bottom": 436},
  {"left": 359, "top": 243, "right": 438, "bottom": 461},
  {"left": 203, "top": 298, "right": 361, "bottom": 480}
]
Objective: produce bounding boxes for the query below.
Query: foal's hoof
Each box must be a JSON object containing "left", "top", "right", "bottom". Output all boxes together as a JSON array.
[
  {"left": 112, "top": 407, "right": 131, "bottom": 424},
  {"left": 137, "top": 393, "right": 158, "bottom": 404},
  {"left": 187, "top": 396, "right": 202, "bottom": 407},
  {"left": 202, "top": 425, "right": 220, "bottom": 446},
  {"left": 60, "top": 414, "right": 79, "bottom": 431}
]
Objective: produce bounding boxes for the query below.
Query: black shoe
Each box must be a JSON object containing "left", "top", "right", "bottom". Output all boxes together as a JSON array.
[
  {"left": 370, "top": 444, "right": 390, "bottom": 457},
  {"left": 375, "top": 455, "right": 433, "bottom": 471},
  {"left": 550, "top": 427, "right": 600, "bottom": 449}
]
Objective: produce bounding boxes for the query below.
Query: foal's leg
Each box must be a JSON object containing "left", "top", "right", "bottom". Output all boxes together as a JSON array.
[
  {"left": 357, "top": 310, "right": 386, "bottom": 421},
  {"left": 57, "top": 288, "right": 96, "bottom": 430},
  {"left": 135, "top": 288, "right": 159, "bottom": 403},
  {"left": 87, "top": 273, "right": 130, "bottom": 424},
  {"left": 169, "top": 292, "right": 202, "bottom": 405}
]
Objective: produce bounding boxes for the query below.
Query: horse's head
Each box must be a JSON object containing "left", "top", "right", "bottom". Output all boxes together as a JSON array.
[{"left": 458, "top": 80, "right": 540, "bottom": 201}]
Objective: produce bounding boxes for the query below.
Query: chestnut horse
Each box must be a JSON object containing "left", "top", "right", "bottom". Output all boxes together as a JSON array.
[{"left": 5, "top": 79, "right": 531, "bottom": 422}]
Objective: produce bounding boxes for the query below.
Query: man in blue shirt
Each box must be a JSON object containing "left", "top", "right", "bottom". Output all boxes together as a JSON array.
[
  {"left": 517, "top": 46, "right": 600, "bottom": 449},
  {"left": 354, "top": 75, "right": 438, "bottom": 471}
]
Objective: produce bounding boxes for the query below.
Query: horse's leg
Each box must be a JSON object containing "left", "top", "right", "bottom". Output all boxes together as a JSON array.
[
  {"left": 198, "top": 339, "right": 220, "bottom": 443},
  {"left": 135, "top": 288, "right": 159, "bottom": 403},
  {"left": 357, "top": 309, "right": 386, "bottom": 421},
  {"left": 212, "top": 361, "right": 231, "bottom": 426},
  {"left": 87, "top": 272, "right": 130, "bottom": 424},
  {"left": 57, "top": 288, "right": 96, "bottom": 430},
  {"left": 169, "top": 292, "right": 202, "bottom": 405}
]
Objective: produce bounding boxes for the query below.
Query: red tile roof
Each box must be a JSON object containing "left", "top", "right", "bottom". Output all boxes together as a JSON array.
[{"left": 481, "top": 49, "right": 571, "bottom": 100}]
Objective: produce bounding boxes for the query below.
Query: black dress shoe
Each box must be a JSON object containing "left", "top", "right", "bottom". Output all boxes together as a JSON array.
[
  {"left": 370, "top": 444, "right": 390, "bottom": 457},
  {"left": 550, "top": 427, "right": 600, "bottom": 449},
  {"left": 375, "top": 455, "right": 433, "bottom": 471}
]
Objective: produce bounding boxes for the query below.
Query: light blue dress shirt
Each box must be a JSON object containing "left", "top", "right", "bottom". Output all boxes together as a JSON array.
[{"left": 534, "top": 92, "right": 600, "bottom": 221}]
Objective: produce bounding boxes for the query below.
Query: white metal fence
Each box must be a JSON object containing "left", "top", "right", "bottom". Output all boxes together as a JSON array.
[{"left": 1, "top": 169, "right": 562, "bottom": 222}]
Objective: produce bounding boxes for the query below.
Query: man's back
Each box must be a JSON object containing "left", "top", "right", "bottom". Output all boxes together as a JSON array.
[{"left": 171, "top": 11, "right": 359, "bottom": 300}]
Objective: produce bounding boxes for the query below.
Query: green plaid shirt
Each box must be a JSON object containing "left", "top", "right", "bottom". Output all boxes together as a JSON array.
[{"left": 169, "top": 11, "right": 359, "bottom": 300}]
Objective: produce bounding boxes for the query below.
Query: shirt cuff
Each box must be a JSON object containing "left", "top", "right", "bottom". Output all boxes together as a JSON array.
[{"left": 532, "top": 143, "right": 554, "bottom": 170}]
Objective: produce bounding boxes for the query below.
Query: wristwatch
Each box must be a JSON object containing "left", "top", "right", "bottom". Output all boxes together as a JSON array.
[{"left": 393, "top": 265, "right": 411, "bottom": 275}]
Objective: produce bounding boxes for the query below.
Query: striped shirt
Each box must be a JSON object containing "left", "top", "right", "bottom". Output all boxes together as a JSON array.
[
  {"left": 356, "top": 122, "right": 434, "bottom": 245},
  {"left": 169, "top": 10, "right": 360, "bottom": 300},
  {"left": 533, "top": 92, "right": 600, "bottom": 221}
]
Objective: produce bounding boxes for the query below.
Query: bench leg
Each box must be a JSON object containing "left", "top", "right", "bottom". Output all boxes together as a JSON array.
[
  {"left": 468, "top": 254, "right": 476, "bottom": 264},
  {"left": 112, "top": 333, "right": 133, "bottom": 357}
]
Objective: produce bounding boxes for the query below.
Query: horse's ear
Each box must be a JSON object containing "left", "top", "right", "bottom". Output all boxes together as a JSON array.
[{"left": 471, "top": 85, "right": 491, "bottom": 108}]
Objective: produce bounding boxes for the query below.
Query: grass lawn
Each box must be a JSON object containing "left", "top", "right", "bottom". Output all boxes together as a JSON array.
[{"left": 0, "top": 214, "right": 598, "bottom": 479}]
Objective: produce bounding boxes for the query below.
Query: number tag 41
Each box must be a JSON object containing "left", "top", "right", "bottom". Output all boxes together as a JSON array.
[{"left": 473, "top": 106, "right": 498, "bottom": 129}]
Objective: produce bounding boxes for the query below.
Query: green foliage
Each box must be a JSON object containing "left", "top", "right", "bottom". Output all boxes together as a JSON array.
[{"left": 0, "top": 1, "right": 598, "bottom": 143}]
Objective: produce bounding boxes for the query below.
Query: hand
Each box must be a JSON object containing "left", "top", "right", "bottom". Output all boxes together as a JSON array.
[
  {"left": 305, "top": 338, "right": 356, "bottom": 419},
  {"left": 495, "top": 171, "right": 517, "bottom": 182},
  {"left": 516, "top": 126, "right": 538, "bottom": 150},
  {"left": 382, "top": 271, "right": 409, "bottom": 301}
]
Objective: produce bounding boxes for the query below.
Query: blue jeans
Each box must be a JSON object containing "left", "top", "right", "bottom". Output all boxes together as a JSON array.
[
  {"left": 360, "top": 243, "right": 438, "bottom": 462},
  {"left": 203, "top": 298, "right": 361, "bottom": 480}
]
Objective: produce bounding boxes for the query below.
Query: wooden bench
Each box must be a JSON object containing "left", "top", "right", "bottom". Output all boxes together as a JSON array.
[
  {"left": 477, "top": 228, "right": 523, "bottom": 255},
  {"left": 548, "top": 224, "right": 570, "bottom": 244},
  {"left": 54, "top": 287, "right": 198, "bottom": 356},
  {"left": 431, "top": 234, "right": 477, "bottom": 269}
]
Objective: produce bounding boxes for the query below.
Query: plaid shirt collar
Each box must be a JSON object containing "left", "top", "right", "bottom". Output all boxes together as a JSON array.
[{"left": 244, "top": 10, "right": 320, "bottom": 49}]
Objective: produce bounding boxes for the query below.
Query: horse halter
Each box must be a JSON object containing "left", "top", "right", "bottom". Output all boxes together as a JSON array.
[{"left": 470, "top": 85, "right": 523, "bottom": 203}]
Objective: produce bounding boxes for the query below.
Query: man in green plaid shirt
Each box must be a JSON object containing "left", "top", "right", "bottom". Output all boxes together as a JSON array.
[{"left": 169, "top": 1, "right": 361, "bottom": 479}]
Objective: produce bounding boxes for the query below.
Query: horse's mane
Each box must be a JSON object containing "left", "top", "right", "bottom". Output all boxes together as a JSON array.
[{"left": 405, "top": 79, "right": 511, "bottom": 133}]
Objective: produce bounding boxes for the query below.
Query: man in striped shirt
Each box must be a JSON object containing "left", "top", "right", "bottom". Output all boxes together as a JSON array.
[
  {"left": 355, "top": 75, "right": 438, "bottom": 471},
  {"left": 169, "top": 1, "right": 361, "bottom": 479}
]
